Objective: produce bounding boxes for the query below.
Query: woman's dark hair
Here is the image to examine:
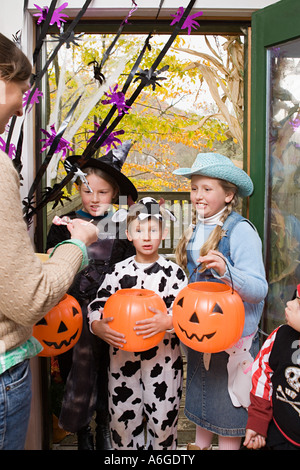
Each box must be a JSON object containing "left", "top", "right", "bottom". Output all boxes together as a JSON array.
[{"left": 0, "top": 33, "right": 32, "bottom": 82}]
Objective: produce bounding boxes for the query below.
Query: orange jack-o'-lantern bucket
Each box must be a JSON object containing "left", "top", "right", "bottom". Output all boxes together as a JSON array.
[
  {"left": 173, "top": 281, "right": 245, "bottom": 353},
  {"left": 33, "top": 294, "right": 83, "bottom": 357},
  {"left": 102, "top": 288, "right": 167, "bottom": 352}
]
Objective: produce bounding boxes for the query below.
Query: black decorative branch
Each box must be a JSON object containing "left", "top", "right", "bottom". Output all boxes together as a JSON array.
[{"left": 22, "top": 0, "right": 197, "bottom": 225}]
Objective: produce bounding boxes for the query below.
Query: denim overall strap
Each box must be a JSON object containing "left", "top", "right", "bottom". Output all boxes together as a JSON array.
[
  {"left": 194, "top": 211, "right": 254, "bottom": 282},
  {"left": 218, "top": 212, "right": 244, "bottom": 265}
]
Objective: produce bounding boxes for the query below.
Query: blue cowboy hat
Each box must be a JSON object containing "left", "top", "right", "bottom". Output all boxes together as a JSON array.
[{"left": 173, "top": 152, "right": 253, "bottom": 197}]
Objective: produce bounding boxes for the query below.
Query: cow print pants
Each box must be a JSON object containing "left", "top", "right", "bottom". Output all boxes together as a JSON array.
[{"left": 108, "top": 335, "right": 183, "bottom": 450}]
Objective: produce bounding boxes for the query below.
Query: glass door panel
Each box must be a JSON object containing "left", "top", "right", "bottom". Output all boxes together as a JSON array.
[{"left": 265, "top": 38, "right": 300, "bottom": 331}]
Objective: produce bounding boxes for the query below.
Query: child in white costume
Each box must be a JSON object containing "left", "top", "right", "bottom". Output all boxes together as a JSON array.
[{"left": 88, "top": 198, "right": 187, "bottom": 450}]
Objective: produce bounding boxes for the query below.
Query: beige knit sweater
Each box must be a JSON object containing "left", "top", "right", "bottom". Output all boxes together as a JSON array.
[{"left": 0, "top": 150, "right": 84, "bottom": 354}]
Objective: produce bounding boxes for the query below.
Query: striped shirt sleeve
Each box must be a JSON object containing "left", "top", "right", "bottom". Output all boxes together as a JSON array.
[
  {"left": 251, "top": 327, "right": 280, "bottom": 400},
  {"left": 246, "top": 327, "right": 280, "bottom": 436}
]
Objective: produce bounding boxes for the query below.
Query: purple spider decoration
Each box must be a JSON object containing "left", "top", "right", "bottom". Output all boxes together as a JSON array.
[
  {"left": 23, "top": 88, "right": 44, "bottom": 112},
  {"left": 87, "top": 123, "right": 125, "bottom": 152},
  {"left": 121, "top": 0, "right": 138, "bottom": 26},
  {"left": 40, "top": 124, "right": 73, "bottom": 157},
  {"left": 101, "top": 129, "right": 125, "bottom": 152},
  {"left": 170, "top": 7, "right": 202, "bottom": 35},
  {"left": 291, "top": 116, "right": 300, "bottom": 132},
  {"left": 33, "top": 3, "right": 69, "bottom": 28},
  {"left": 0, "top": 136, "right": 16, "bottom": 159},
  {"left": 102, "top": 84, "right": 131, "bottom": 116}
]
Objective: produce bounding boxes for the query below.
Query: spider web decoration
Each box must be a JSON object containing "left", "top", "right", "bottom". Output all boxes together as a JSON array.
[
  {"left": 79, "top": 0, "right": 197, "bottom": 162},
  {"left": 5, "top": 0, "right": 59, "bottom": 161},
  {"left": 24, "top": 96, "right": 81, "bottom": 223},
  {"left": 24, "top": 0, "right": 198, "bottom": 222},
  {"left": 21, "top": 0, "right": 138, "bottom": 224},
  {"left": 8, "top": 0, "right": 199, "bottom": 226},
  {"left": 6, "top": 0, "right": 92, "bottom": 185}
]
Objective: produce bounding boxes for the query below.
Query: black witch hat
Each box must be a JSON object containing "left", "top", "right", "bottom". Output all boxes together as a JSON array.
[{"left": 66, "top": 140, "right": 138, "bottom": 201}]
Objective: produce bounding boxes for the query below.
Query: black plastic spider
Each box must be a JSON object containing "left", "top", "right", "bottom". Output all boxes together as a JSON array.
[
  {"left": 88, "top": 60, "right": 106, "bottom": 85},
  {"left": 22, "top": 195, "right": 35, "bottom": 214},
  {"left": 133, "top": 65, "right": 169, "bottom": 91},
  {"left": 12, "top": 30, "right": 22, "bottom": 46},
  {"left": 48, "top": 30, "right": 84, "bottom": 49},
  {"left": 42, "top": 185, "right": 71, "bottom": 209}
]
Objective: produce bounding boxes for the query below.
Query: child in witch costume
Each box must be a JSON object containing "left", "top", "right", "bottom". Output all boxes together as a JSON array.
[
  {"left": 88, "top": 198, "right": 187, "bottom": 450},
  {"left": 245, "top": 284, "right": 300, "bottom": 450},
  {"left": 46, "top": 141, "right": 137, "bottom": 450}
]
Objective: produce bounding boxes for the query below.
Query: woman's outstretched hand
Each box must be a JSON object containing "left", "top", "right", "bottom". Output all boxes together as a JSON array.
[{"left": 68, "top": 218, "right": 98, "bottom": 246}]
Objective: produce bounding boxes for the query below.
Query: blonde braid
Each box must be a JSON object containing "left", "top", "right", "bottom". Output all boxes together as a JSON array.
[{"left": 175, "top": 208, "right": 197, "bottom": 269}]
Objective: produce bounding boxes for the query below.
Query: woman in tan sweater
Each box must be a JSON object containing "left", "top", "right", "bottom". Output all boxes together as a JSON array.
[{"left": 0, "top": 33, "right": 98, "bottom": 450}]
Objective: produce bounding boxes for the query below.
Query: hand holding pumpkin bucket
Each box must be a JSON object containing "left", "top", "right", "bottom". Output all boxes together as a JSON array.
[
  {"left": 33, "top": 254, "right": 83, "bottom": 357},
  {"left": 102, "top": 289, "right": 167, "bottom": 352},
  {"left": 173, "top": 258, "right": 245, "bottom": 353},
  {"left": 33, "top": 294, "right": 83, "bottom": 357}
]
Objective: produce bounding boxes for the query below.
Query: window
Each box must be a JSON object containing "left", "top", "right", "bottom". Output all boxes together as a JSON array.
[
  {"left": 265, "top": 39, "right": 300, "bottom": 330},
  {"left": 39, "top": 26, "right": 247, "bottom": 248},
  {"left": 251, "top": 1, "right": 300, "bottom": 333}
]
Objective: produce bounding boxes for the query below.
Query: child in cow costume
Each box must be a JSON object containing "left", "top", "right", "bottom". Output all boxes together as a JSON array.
[
  {"left": 88, "top": 197, "right": 187, "bottom": 450},
  {"left": 245, "top": 284, "right": 300, "bottom": 450}
]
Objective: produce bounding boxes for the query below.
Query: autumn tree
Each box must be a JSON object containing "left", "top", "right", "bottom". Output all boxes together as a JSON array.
[
  {"left": 45, "top": 33, "right": 241, "bottom": 197},
  {"left": 44, "top": 31, "right": 243, "bottom": 202}
]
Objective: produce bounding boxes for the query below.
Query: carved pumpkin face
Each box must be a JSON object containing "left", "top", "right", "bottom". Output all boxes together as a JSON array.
[
  {"left": 33, "top": 294, "right": 82, "bottom": 357},
  {"left": 103, "top": 288, "right": 167, "bottom": 352},
  {"left": 173, "top": 282, "right": 245, "bottom": 353}
]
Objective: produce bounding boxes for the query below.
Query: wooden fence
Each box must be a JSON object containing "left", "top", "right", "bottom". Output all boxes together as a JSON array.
[{"left": 47, "top": 191, "right": 191, "bottom": 256}]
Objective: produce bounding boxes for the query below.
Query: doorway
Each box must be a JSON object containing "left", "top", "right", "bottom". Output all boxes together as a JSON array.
[{"left": 250, "top": 0, "right": 300, "bottom": 333}]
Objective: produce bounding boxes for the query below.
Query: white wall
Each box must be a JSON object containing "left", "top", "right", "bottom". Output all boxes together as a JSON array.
[{"left": 26, "top": 0, "right": 279, "bottom": 18}]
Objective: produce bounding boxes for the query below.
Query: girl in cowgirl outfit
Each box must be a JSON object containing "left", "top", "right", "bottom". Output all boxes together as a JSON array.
[{"left": 173, "top": 153, "right": 268, "bottom": 450}]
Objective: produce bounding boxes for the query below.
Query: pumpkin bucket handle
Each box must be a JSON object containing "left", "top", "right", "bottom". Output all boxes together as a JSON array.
[{"left": 189, "top": 253, "right": 235, "bottom": 294}]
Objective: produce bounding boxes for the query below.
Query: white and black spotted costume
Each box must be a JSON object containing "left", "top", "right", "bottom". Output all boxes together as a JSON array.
[{"left": 88, "top": 255, "right": 187, "bottom": 450}]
